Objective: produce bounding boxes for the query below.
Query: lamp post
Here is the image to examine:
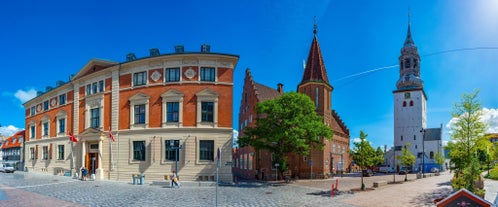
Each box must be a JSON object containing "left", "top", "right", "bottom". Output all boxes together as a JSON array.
[
  {"left": 170, "top": 140, "right": 181, "bottom": 175},
  {"left": 420, "top": 128, "right": 426, "bottom": 178}
]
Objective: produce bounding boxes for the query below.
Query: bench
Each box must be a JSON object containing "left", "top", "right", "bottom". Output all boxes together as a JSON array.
[{"left": 373, "top": 180, "right": 387, "bottom": 188}]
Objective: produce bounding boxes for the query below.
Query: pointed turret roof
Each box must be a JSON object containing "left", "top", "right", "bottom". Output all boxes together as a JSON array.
[
  {"left": 404, "top": 23, "right": 415, "bottom": 47},
  {"left": 300, "top": 22, "right": 330, "bottom": 85}
]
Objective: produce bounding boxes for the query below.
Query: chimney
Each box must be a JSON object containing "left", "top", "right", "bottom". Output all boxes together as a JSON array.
[
  {"left": 174, "top": 45, "right": 184, "bottom": 53},
  {"left": 149, "top": 48, "right": 160, "bottom": 57},
  {"left": 56, "top": 80, "right": 65, "bottom": 87},
  {"left": 126, "top": 53, "right": 137, "bottom": 62},
  {"left": 277, "top": 83, "right": 284, "bottom": 94},
  {"left": 201, "top": 44, "right": 211, "bottom": 53},
  {"left": 46, "top": 86, "right": 53, "bottom": 92}
]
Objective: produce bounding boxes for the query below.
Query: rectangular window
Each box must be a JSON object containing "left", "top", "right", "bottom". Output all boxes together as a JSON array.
[
  {"left": 59, "top": 94, "right": 66, "bottom": 105},
  {"left": 57, "top": 145, "right": 64, "bottom": 160},
  {"left": 31, "top": 106, "right": 36, "bottom": 116},
  {"left": 43, "top": 101, "right": 49, "bottom": 111},
  {"left": 200, "top": 67, "right": 215, "bottom": 81},
  {"left": 43, "top": 122, "right": 49, "bottom": 136},
  {"left": 99, "top": 80, "right": 104, "bottom": 92},
  {"left": 42, "top": 146, "right": 48, "bottom": 160},
  {"left": 165, "top": 140, "right": 179, "bottom": 161},
  {"left": 134, "top": 104, "right": 146, "bottom": 124},
  {"left": 167, "top": 102, "right": 179, "bottom": 122},
  {"left": 165, "top": 68, "right": 180, "bottom": 82},
  {"left": 201, "top": 102, "right": 214, "bottom": 122},
  {"left": 59, "top": 118, "right": 66, "bottom": 133},
  {"left": 30, "top": 126, "right": 35, "bottom": 138},
  {"left": 133, "top": 71, "right": 147, "bottom": 86},
  {"left": 92, "top": 82, "right": 98, "bottom": 94},
  {"left": 133, "top": 141, "right": 146, "bottom": 161},
  {"left": 90, "top": 108, "right": 100, "bottom": 128},
  {"left": 86, "top": 84, "right": 91, "bottom": 95},
  {"left": 199, "top": 140, "right": 214, "bottom": 161},
  {"left": 30, "top": 147, "right": 35, "bottom": 160}
]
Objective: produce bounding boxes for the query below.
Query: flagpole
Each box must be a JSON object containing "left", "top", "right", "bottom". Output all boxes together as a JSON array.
[{"left": 71, "top": 141, "right": 74, "bottom": 176}]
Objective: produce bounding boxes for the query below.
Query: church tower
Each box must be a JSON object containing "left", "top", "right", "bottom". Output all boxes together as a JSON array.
[
  {"left": 294, "top": 20, "right": 350, "bottom": 178},
  {"left": 393, "top": 16, "right": 427, "bottom": 170}
]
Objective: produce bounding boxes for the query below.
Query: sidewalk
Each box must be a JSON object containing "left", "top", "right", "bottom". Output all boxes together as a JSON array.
[{"left": 485, "top": 177, "right": 498, "bottom": 206}]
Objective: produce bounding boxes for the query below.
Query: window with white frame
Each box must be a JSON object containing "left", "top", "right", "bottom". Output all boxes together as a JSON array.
[
  {"left": 90, "top": 108, "right": 100, "bottom": 128},
  {"left": 133, "top": 140, "right": 146, "bottom": 161},
  {"left": 195, "top": 89, "right": 218, "bottom": 127},
  {"left": 133, "top": 71, "right": 147, "bottom": 86},
  {"left": 59, "top": 94, "right": 66, "bottom": 105},
  {"left": 98, "top": 80, "right": 104, "bottom": 92},
  {"left": 129, "top": 92, "right": 150, "bottom": 128},
  {"left": 30, "top": 147, "right": 35, "bottom": 160},
  {"left": 161, "top": 89, "right": 183, "bottom": 127},
  {"left": 31, "top": 106, "right": 36, "bottom": 116},
  {"left": 165, "top": 140, "right": 179, "bottom": 161},
  {"left": 56, "top": 110, "right": 67, "bottom": 135},
  {"left": 199, "top": 140, "right": 214, "bottom": 161},
  {"left": 41, "top": 116, "right": 50, "bottom": 137},
  {"left": 42, "top": 146, "right": 48, "bottom": 160},
  {"left": 200, "top": 67, "right": 215, "bottom": 81},
  {"left": 165, "top": 68, "right": 180, "bottom": 82},
  {"left": 57, "top": 145, "right": 64, "bottom": 160},
  {"left": 30, "top": 124, "right": 35, "bottom": 139},
  {"left": 86, "top": 84, "right": 92, "bottom": 95},
  {"left": 43, "top": 100, "right": 49, "bottom": 111}
]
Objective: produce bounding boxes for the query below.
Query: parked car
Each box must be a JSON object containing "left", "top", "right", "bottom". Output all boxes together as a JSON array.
[
  {"left": 398, "top": 170, "right": 408, "bottom": 175},
  {"left": 379, "top": 165, "right": 395, "bottom": 173},
  {"left": 430, "top": 167, "right": 440, "bottom": 173},
  {"left": 362, "top": 169, "right": 373, "bottom": 177},
  {"left": 0, "top": 163, "right": 15, "bottom": 173}
]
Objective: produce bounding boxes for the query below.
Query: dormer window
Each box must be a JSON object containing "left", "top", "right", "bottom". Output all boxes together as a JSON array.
[
  {"left": 413, "top": 59, "right": 418, "bottom": 68},
  {"left": 404, "top": 58, "right": 410, "bottom": 68}
]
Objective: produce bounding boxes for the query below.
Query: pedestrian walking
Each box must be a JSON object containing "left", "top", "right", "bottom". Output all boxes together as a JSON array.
[{"left": 171, "top": 171, "right": 180, "bottom": 188}]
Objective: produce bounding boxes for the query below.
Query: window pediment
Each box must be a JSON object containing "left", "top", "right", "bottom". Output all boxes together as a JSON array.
[
  {"left": 161, "top": 89, "right": 184, "bottom": 99},
  {"left": 56, "top": 110, "right": 67, "bottom": 118},
  {"left": 196, "top": 89, "right": 219, "bottom": 99},
  {"left": 129, "top": 92, "right": 150, "bottom": 102}
]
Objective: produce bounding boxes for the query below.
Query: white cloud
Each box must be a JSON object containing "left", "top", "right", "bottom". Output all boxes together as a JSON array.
[
  {"left": 14, "top": 88, "right": 37, "bottom": 104},
  {"left": 352, "top": 137, "right": 361, "bottom": 143},
  {"left": 446, "top": 107, "right": 498, "bottom": 134},
  {"left": 0, "top": 125, "right": 23, "bottom": 136}
]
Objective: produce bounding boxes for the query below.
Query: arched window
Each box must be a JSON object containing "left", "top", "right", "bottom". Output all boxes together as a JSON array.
[
  {"left": 403, "top": 101, "right": 407, "bottom": 107},
  {"left": 430, "top": 151, "right": 434, "bottom": 159},
  {"left": 410, "top": 100, "right": 414, "bottom": 106},
  {"left": 404, "top": 58, "right": 410, "bottom": 68}
]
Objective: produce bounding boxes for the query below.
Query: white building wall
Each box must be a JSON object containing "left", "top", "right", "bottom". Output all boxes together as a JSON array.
[{"left": 393, "top": 90, "right": 426, "bottom": 168}]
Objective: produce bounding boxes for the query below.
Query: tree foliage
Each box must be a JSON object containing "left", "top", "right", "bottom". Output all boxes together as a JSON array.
[
  {"left": 434, "top": 151, "right": 446, "bottom": 170},
  {"left": 448, "top": 90, "right": 490, "bottom": 192},
  {"left": 237, "top": 92, "right": 333, "bottom": 172},
  {"left": 396, "top": 143, "right": 416, "bottom": 181},
  {"left": 374, "top": 146, "right": 385, "bottom": 166},
  {"left": 351, "top": 130, "right": 377, "bottom": 190}
]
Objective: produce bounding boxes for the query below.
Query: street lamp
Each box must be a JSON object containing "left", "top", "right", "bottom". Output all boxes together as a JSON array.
[
  {"left": 420, "top": 128, "right": 426, "bottom": 178},
  {"left": 170, "top": 140, "right": 182, "bottom": 175}
]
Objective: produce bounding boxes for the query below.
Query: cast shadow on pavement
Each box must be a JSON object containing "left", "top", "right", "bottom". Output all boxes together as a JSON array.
[
  {"left": 409, "top": 187, "right": 453, "bottom": 207},
  {"left": 306, "top": 189, "right": 353, "bottom": 197}
]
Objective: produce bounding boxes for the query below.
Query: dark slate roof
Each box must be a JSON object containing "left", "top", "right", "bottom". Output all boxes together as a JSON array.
[
  {"left": 424, "top": 128, "right": 442, "bottom": 141},
  {"left": 300, "top": 36, "right": 330, "bottom": 86},
  {"left": 331, "top": 110, "right": 350, "bottom": 136}
]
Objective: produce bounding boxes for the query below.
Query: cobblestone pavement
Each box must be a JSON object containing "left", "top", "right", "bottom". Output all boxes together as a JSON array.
[
  {"left": 0, "top": 172, "right": 359, "bottom": 207},
  {"left": 0, "top": 171, "right": 459, "bottom": 207}
]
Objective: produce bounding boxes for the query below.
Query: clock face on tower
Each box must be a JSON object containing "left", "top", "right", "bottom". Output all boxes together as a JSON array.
[{"left": 404, "top": 92, "right": 411, "bottom": 99}]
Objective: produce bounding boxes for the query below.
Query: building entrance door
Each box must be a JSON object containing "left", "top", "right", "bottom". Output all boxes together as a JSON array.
[{"left": 86, "top": 153, "right": 98, "bottom": 174}]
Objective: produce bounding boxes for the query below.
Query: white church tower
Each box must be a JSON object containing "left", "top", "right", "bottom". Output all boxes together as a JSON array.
[{"left": 393, "top": 17, "right": 444, "bottom": 173}]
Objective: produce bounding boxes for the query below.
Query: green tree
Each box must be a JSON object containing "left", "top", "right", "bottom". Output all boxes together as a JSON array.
[
  {"left": 396, "top": 143, "right": 416, "bottom": 181},
  {"left": 434, "top": 151, "right": 446, "bottom": 172},
  {"left": 375, "top": 146, "right": 385, "bottom": 166},
  {"left": 448, "top": 90, "right": 489, "bottom": 192},
  {"left": 237, "top": 92, "right": 333, "bottom": 175},
  {"left": 351, "top": 130, "right": 376, "bottom": 190}
]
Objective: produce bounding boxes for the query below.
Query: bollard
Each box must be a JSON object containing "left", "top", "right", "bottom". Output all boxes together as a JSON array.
[
  {"left": 133, "top": 174, "right": 138, "bottom": 185},
  {"left": 140, "top": 174, "right": 145, "bottom": 185},
  {"left": 335, "top": 179, "right": 339, "bottom": 190},
  {"left": 331, "top": 184, "right": 335, "bottom": 197}
]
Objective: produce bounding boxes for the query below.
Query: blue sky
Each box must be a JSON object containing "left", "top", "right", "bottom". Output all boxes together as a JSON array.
[{"left": 0, "top": 0, "right": 497, "bottom": 148}]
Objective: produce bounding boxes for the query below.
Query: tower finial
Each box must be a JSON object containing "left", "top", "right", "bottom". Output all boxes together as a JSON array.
[
  {"left": 313, "top": 16, "right": 317, "bottom": 36},
  {"left": 408, "top": 6, "right": 411, "bottom": 26}
]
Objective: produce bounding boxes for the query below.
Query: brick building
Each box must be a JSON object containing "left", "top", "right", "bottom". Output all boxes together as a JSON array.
[
  {"left": 23, "top": 45, "right": 238, "bottom": 182},
  {"left": 235, "top": 24, "right": 350, "bottom": 180}
]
